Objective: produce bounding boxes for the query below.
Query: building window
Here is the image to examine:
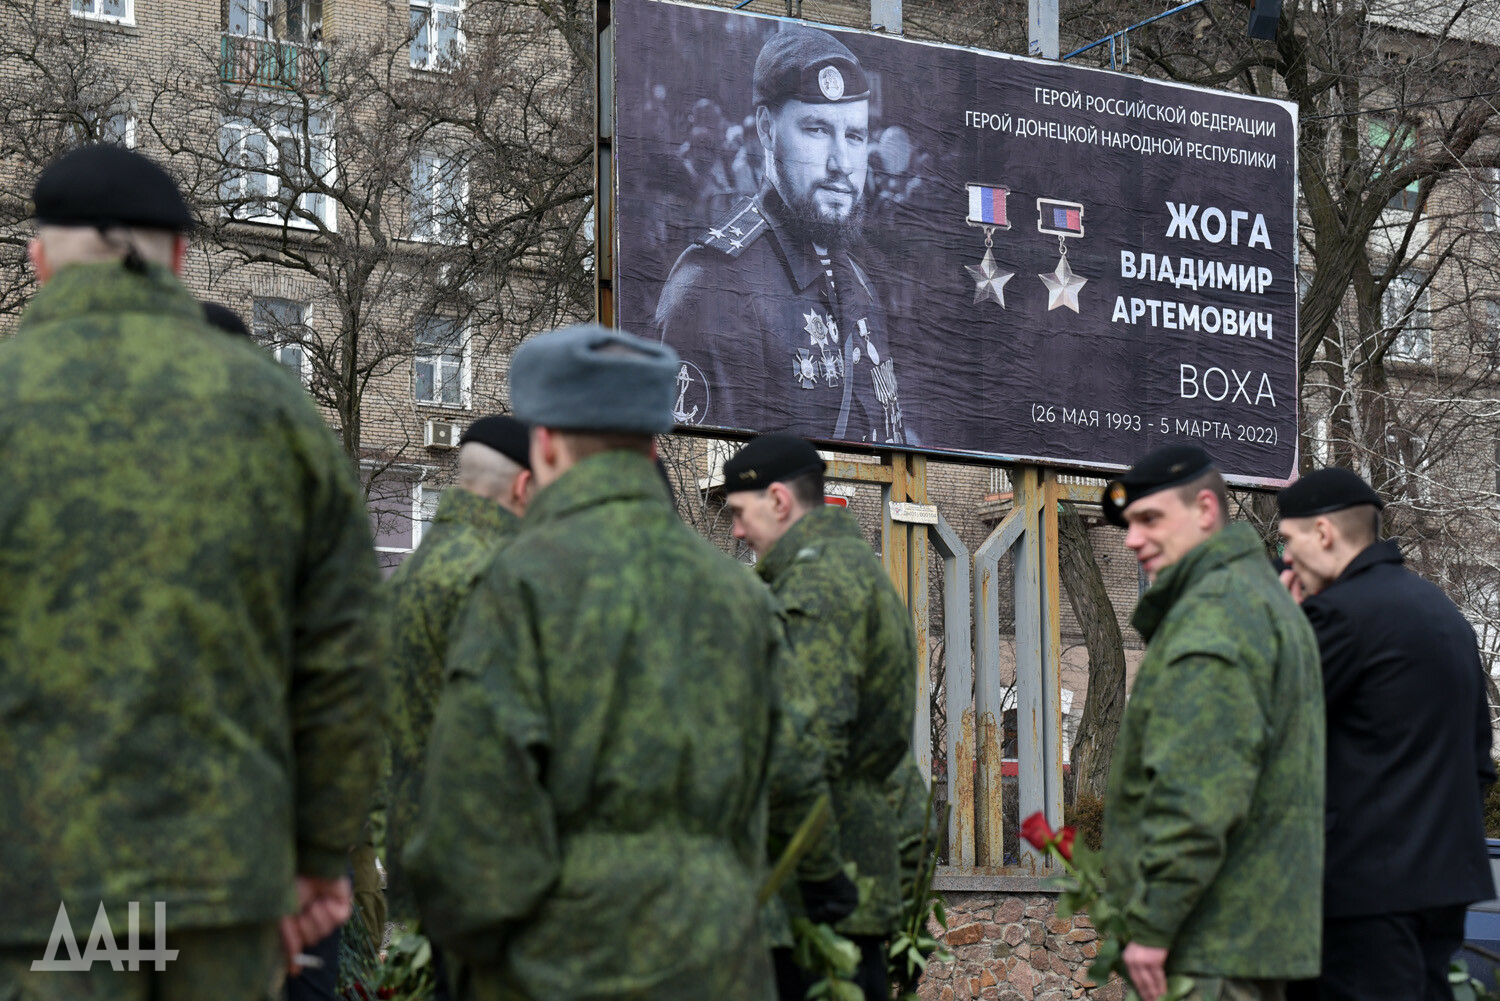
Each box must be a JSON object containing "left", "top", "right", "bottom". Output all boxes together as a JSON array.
[
  {"left": 252, "top": 297, "right": 312, "bottom": 384},
  {"left": 69, "top": 111, "right": 136, "bottom": 148},
  {"left": 1382, "top": 270, "right": 1432, "bottom": 364},
  {"left": 219, "top": 109, "right": 335, "bottom": 230},
  {"left": 228, "top": 0, "right": 321, "bottom": 41},
  {"left": 1369, "top": 119, "right": 1420, "bottom": 212},
  {"left": 417, "top": 486, "right": 441, "bottom": 538},
  {"left": 72, "top": 0, "right": 132, "bottom": 23},
  {"left": 410, "top": 151, "right": 466, "bottom": 243},
  {"left": 410, "top": 0, "right": 462, "bottom": 69},
  {"left": 414, "top": 317, "right": 469, "bottom": 408}
]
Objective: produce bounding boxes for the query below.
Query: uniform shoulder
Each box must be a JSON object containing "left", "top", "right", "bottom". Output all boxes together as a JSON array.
[{"left": 694, "top": 195, "right": 772, "bottom": 259}]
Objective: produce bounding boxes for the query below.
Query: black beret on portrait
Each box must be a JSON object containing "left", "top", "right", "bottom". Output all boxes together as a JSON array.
[
  {"left": 1100, "top": 444, "right": 1217, "bottom": 528},
  {"left": 752, "top": 26, "right": 871, "bottom": 108}
]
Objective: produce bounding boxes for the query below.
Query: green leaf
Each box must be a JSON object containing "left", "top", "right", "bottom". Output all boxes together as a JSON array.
[
  {"left": 933, "top": 899, "right": 947, "bottom": 927},
  {"left": 1161, "top": 975, "right": 1196, "bottom": 1001},
  {"left": 889, "top": 936, "right": 911, "bottom": 958},
  {"left": 807, "top": 979, "right": 832, "bottom": 999},
  {"left": 830, "top": 981, "right": 865, "bottom": 1001}
]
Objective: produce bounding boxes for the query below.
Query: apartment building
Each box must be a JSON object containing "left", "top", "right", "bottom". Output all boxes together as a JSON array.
[{"left": 0, "top": 0, "right": 594, "bottom": 570}]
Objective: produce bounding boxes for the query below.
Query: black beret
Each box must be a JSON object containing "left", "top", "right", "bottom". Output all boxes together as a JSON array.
[
  {"left": 1101, "top": 445, "right": 1217, "bottom": 528},
  {"left": 32, "top": 146, "right": 193, "bottom": 232},
  {"left": 752, "top": 27, "right": 870, "bottom": 108},
  {"left": 459, "top": 415, "right": 531, "bottom": 470},
  {"left": 202, "top": 302, "right": 250, "bottom": 337},
  {"left": 723, "top": 433, "right": 824, "bottom": 493},
  {"left": 1276, "top": 468, "right": 1384, "bottom": 519}
]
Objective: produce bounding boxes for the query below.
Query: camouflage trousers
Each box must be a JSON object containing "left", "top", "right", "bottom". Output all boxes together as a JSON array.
[
  {"left": 1183, "top": 977, "right": 1287, "bottom": 1001},
  {"left": 0, "top": 922, "right": 281, "bottom": 1001}
]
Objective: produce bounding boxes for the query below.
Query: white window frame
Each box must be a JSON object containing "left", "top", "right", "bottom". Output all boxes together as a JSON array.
[
  {"left": 227, "top": 0, "right": 273, "bottom": 36},
  {"left": 416, "top": 486, "right": 441, "bottom": 544},
  {"left": 413, "top": 316, "right": 471, "bottom": 409},
  {"left": 251, "top": 297, "right": 313, "bottom": 386},
  {"left": 71, "top": 0, "right": 133, "bottom": 25},
  {"left": 70, "top": 111, "right": 136, "bottom": 148},
  {"left": 367, "top": 473, "right": 434, "bottom": 559},
  {"left": 1382, "top": 270, "right": 1432, "bottom": 365},
  {"left": 409, "top": 0, "right": 463, "bottom": 70},
  {"left": 220, "top": 108, "right": 337, "bottom": 231},
  {"left": 410, "top": 150, "right": 467, "bottom": 244}
]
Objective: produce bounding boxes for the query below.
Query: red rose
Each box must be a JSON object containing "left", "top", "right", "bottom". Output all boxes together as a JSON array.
[
  {"left": 1020, "top": 811, "right": 1055, "bottom": 851},
  {"left": 1055, "top": 825, "right": 1077, "bottom": 862}
]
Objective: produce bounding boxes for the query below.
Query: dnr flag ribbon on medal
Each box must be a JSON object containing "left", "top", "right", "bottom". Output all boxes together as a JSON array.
[
  {"left": 966, "top": 184, "right": 1010, "bottom": 228},
  {"left": 1037, "top": 198, "right": 1085, "bottom": 237}
]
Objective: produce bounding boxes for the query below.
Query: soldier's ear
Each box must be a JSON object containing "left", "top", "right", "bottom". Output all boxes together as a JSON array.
[{"left": 755, "top": 105, "right": 775, "bottom": 153}]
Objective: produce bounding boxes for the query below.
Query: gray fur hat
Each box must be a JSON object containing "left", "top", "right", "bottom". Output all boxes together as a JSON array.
[{"left": 509, "top": 324, "right": 680, "bottom": 435}]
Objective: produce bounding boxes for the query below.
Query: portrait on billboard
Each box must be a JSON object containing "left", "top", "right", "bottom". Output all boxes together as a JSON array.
[
  {"left": 653, "top": 25, "right": 910, "bottom": 446},
  {"left": 613, "top": 0, "right": 1300, "bottom": 480}
]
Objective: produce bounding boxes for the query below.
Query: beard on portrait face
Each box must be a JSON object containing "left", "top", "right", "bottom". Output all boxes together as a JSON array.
[{"left": 771, "top": 147, "right": 866, "bottom": 252}]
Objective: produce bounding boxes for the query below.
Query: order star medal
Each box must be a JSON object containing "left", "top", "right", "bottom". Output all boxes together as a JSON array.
[
  {"left": 804, "top": 311, "right": 842, "bottom": 387},
  {"left": 1036, "top": 196, "right": 1088, "bottom": 313},
  {"left": 964, "top": 182, "right": 1014, "bottom": 308},
  {"left": 792, "top": 348, "right": 819, "bottom": 389}
]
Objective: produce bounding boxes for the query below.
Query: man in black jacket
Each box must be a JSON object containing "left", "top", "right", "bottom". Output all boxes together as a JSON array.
[{"left": 1278, "top": 468, "right": 1495, "bottom": 1001}]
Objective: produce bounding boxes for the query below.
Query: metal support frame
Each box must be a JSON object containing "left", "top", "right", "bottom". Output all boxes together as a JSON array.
[
  {"left": 1062, "top": 0, "right": 1210, "bottom": 66},
  {"left": 824, "top": 455, "right": 968, "bottom": 860}
]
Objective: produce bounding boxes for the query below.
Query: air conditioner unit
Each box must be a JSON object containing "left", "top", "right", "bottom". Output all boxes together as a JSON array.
[{"left": 425, "top": 419, "right": 459, "bottom": 449}]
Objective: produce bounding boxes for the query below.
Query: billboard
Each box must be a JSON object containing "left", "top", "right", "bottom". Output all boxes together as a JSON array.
[{"left": 611, "top": 0, "right": 1299, "bottom": 482}]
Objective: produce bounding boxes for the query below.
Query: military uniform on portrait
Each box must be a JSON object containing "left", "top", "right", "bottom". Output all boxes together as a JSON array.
[
  {"left": 656, "top": 189, "right": 907, "bottom": 445},
  {"left": 652, "top": 25, "right": 913, "bottom": 447}
]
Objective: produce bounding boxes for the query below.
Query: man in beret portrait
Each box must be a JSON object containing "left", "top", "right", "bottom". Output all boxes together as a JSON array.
[
  {"left": 379, "top": 415, "right": 534, "bottom": 977},
  {"left": 653, "top": 26, "right": 911, "bottom": 448},
  {"left": 0, "top": 146, "right": 382, "bottom": 996},
  {"left": 1277, "top": 470, "right": 1494, "bottom": 1001},
  {"left": 1098, "top": 445, "right": 1324, "bottom": 1001},
  {"left": 408, "top": 326, "right": 833, "bottom": 1001},
  {"left": 721, "top": 433, "right": 918, "bottom": 1000}
]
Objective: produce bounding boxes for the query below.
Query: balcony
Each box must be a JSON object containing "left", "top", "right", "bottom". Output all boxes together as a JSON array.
[{"left": 220, "top": 33, "right": 329, "bottom": 93}]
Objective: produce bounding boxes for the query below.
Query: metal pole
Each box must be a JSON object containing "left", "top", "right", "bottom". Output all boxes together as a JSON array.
[
  {"left": 870, "top": 0, "right": 901, "bottom": 32},
  {"left": 1029, "top": 0, "right": 1058, "bottom": 59}
]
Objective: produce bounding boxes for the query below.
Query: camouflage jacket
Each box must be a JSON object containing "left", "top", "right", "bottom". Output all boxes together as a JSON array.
[
  {"left": 1103, "top": 523, "right": 1324, "bottom": 978},
  {"left": 0, "top": 262, "right": 383, "bottom": 944},
  {"left": 756, "top": 507, "right": 917, "bottom": 937},
  {"left": 382, "top": 487, "right": 520, "bottom": 921},
  {"left": 408, "top": 451, "right": 817, "bottom": 1001}
]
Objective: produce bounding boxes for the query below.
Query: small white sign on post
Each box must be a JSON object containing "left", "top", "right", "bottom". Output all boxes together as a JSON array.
[{"left": 888, "top": 501, "right": 939, "bottom": 525}]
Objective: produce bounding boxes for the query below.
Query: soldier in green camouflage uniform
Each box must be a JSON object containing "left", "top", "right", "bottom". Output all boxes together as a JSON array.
[
  {"left": 0, "top": 147, "right": 383, "bottom": 1000},
  {"left": 1098, "top": 446, "right": 1324, "bottom": 1001},
  {"left": 381, "top": 416, "right": 534, "bottom": 928},
  {"left": 722, "top": 434, "right": 919, "bottom": 1001},
  {"left": 408, "top": 325, "right": 828, "bottom": 1001}
]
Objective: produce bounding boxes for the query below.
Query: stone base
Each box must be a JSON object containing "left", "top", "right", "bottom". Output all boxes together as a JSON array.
[{"left": 916, "top": 892, "right": 1128, "bottom": 1001}]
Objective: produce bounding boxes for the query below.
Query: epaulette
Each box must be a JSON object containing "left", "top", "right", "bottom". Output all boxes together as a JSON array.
[{"left": 699, "top": 196, "right": 769, "bottom": 258}]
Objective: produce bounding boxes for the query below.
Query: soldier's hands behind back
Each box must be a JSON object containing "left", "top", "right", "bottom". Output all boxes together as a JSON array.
[
  {"left": 800, "top": 871, "right": 860, "bottom": 925},
  {"left": 280, "top": 875, "right": 353, "bottom": 975}
]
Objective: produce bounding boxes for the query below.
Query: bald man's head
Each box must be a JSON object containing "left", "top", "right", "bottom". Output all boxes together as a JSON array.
[
  {"left": 28, "top": 225, "right": 186, "bottom": 284},
  {"left": 458, "top": 440, "right": 532, "bottom": 516}
]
